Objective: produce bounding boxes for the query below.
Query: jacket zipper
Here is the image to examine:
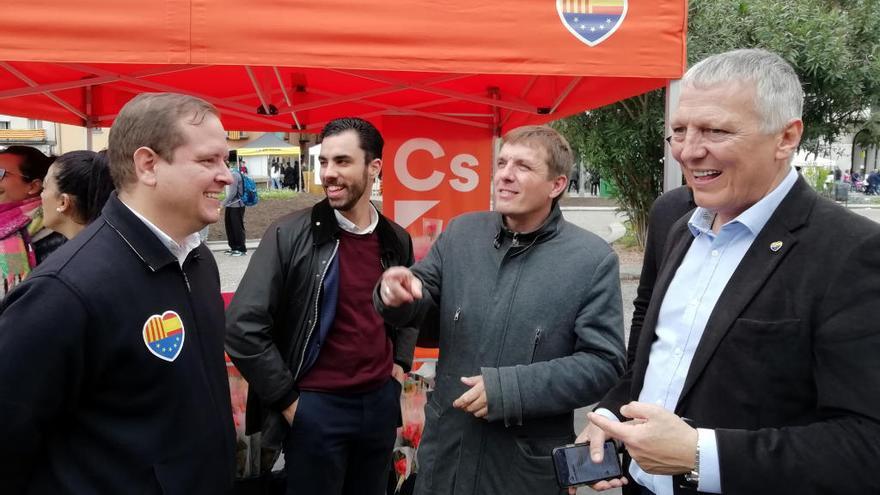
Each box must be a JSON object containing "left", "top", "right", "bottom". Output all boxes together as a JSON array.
[
  {"left": 449, "top": 307, "right": 462, "bottom": 354},
  {"left": 292, "top": 239, "right": 340, "bottom": 380},
  {"left": 180, "top": 269, "right": 191, "bottom": 292},
  {"left": 529, "top": 328, "right": 543, "bottom": 362}
]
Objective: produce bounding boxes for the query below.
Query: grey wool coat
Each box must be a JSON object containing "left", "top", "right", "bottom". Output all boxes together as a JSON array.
[{"left": 376, "top": 206, "right": 626, "bottom": 495}]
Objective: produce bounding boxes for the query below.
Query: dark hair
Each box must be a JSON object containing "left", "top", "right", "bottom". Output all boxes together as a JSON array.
[
  {"left": 52, "top": 150, "right": 114, "bottom": 223},
  {"left": 319, "top": 118, "right": 383, "bottom": 163},
  {"left": 0, "top": 145, "right": 54, "bottom": 181}
]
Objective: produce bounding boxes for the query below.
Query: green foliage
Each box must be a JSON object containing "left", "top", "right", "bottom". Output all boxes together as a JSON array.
[
  {"left": 613, "top": 220, "right": 641, "bottom": 250},
  {"left": 554, "top": 91, "right": 665, "bottom": 248},
  {"left": 690, "top": 0, "right": 880, "bottom": 153},
  {"left": 555, "top": 0, "right": 880, "bottom": 248},
  {"left": 216, "top": 188, "right": 298, "bottom": 201},
  {"left": 855, "top": 109, "right": 880, "bottom": 148},
  {"left": 258, "top": 188, "right": 298, "bottom": 200},
  {"left": 802, "top": 167, "right": 830, "bottom": 191}
]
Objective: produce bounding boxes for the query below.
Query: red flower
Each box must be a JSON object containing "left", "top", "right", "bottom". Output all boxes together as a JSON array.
[
  {"left": 401, "top": 423, "right": 422, "bottom": 448},
  {"left": 394, "top": 457, "right": 407, "bottom": 476}
]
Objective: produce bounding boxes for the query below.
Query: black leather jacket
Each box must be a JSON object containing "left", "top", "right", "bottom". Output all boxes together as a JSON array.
[{"left": 225, "top": 199, "right": 418, "bottom": 450}]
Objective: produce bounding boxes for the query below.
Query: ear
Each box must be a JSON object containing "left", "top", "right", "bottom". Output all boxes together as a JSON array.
[
  {"left": 368, "top": 157, "right": 382, "bottom": 180},
  {"left": 132, "top": 146, "right": 161, "bottom": 187},
  {"left": 548, "top": 175, "right": 568, "bottom": 200},
  {"left": 775, "top": 119, "right": 803, "bottom": 162},
  {"left": 55, "top": 192, "right": 71, "bottom": 214},
  {"left": 26, "top": 178, "right": 43, "bottom": 197}
]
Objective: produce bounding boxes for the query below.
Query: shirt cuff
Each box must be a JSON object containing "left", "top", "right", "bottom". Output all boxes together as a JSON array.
[
  {"left": 593, "top": 408, "right": 621, "bottom": 423},
  {"left": 697, "top": 428, "right": 722, "bottom": 493}
]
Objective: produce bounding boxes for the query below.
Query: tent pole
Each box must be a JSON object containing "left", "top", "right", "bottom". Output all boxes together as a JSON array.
[
  {"left": 85, "top": 85, "right": 93, "bottom": 151},
  {"left": 273, "top": 67, "right": 301, "bottom": 130},
  {"left": 663, "top": 79, "right": 682, "bottom": 192},
  {"left": 246, "top": 66, "right": 272, "bottom": 115}
]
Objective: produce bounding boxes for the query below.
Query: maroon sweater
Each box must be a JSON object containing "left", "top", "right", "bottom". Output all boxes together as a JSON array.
[{"left": 298, "top": 230, "right": 393, "bottom": 393}]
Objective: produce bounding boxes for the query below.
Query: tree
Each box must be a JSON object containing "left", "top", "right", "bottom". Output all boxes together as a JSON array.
[
  {"left": 554, "top": 93, "right": 665, "bottom": 248},
  {"left": 555, "top": 0, "right": 880, "bottom": 248},
  {"left": 853, "top": 108, "right": 880, "bottom": 170}
]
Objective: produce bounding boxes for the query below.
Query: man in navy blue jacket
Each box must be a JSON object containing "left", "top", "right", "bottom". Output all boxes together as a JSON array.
[{"left": 0, "top": 92, "right": 236, "bottom": 493}]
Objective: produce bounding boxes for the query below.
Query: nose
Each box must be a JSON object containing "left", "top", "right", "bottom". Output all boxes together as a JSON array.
[
  {"left": 218, "top": 164, "right": 233, "bottom": 185},
  {"left": 321, "top": 162, "right": 339, "bottom": 183},
  {"left": 675, "top": 130, "right": 708, "bottom": 163},
  {"left": 495, "top": 161, "right": 514, "bottom": 182}
]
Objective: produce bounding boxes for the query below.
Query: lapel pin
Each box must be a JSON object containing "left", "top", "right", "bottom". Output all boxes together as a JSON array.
[{"left": 770, "top": 241, "right": 783, "bottom": 252}]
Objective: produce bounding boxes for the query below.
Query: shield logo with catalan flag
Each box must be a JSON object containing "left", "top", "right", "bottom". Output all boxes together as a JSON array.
[
  {"left": 557, "top": 0, "right": 628, "bottom": 47},
  {"left": 142, "top": 310, "right": 185, "bottom": 362}
]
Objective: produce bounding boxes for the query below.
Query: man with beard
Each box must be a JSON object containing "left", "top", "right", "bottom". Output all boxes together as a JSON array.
[{"left": 226, "top": 117, "right": 417, "bottom": 495}]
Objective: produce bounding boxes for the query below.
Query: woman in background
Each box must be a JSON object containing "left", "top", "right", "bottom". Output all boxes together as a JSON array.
[
  {"left": 0, "top": 146, "right": 62, "bottom": 296},
  {"left": 40, "top": 150, "right": 114, "bottom": 240}
]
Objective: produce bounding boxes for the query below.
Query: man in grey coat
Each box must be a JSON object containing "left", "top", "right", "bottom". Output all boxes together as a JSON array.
[{"left": 375, "top": 125, "right": 626, "bottom": 495}]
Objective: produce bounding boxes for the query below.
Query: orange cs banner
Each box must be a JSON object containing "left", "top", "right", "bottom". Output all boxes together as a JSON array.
[{"left": 382, "top": 117, "right": 493, "bottom": 260}]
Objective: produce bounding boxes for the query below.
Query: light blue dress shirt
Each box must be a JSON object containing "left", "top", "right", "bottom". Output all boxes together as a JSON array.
[{"left": 599, "top": 167, "right": 798, "bottom": 494}]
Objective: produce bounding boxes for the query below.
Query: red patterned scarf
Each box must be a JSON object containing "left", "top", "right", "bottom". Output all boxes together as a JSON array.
[{"left": 0, "top": 197, "right": 43, "bottom": 295}]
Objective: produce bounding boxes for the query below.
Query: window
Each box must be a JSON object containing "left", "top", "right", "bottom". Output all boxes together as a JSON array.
[{"left": 0, "top": 122, "right": 9, "bottom": 130}]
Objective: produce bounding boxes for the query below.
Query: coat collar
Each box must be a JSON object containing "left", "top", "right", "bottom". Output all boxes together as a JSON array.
[
  {"left": 492, "top": 203, "right": 564, "bottom": 249},
  {"left": 101, "top": 193, "right": 190, "bottom": 271},
  {"left": 309, "top": 198, "right": 405, "bottom": 260}
]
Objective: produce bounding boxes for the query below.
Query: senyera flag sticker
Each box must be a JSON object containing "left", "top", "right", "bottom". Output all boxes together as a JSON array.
[
  {"left": 142, "top": 310, "right": 185, "bottom": 362},
  {"left": 557, "top": 0, "right": 628, "bottom": 47}
]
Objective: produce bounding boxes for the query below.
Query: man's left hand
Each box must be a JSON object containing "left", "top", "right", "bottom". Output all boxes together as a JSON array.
[
  {"left": 588, "top": 402, "right": 697, "bottom": 475},
  {"left": 392, "top": 364, "right": 406, "bottom": 385},
  {"left": 453, "top": 375, "right": 488, "bottom": 418}
]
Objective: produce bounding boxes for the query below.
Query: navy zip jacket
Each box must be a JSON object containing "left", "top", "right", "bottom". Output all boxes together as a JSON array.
[{"left": 0, "top": 194, "right": 235, "bottom": 494}]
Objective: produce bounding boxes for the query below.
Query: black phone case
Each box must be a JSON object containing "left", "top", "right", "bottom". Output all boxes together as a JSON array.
[{"left": 551, "top": 442, "right": 622, "bottom": 488}]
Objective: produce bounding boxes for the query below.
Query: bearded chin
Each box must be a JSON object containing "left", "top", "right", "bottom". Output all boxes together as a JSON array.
[
  {"left": 328, "top": 168, "right": 371, "bottom": 212},
  {"left": 332, "top": 195, "right": 358, "bottom": 212}
]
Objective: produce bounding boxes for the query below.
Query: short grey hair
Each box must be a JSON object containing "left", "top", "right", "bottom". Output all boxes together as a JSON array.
[{"left": 683, "top": 49, "right": 804, "bottom": 133}]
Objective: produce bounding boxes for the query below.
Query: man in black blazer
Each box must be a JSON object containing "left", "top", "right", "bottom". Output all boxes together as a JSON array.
[{"left": 574, "top": 48, "right": 880, "bottom": 494}]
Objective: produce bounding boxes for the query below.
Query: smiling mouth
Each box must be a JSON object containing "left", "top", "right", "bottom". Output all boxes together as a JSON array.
[
  {"left": 326, "top": 185, "right": 346, "bottom": 195},
  {"left": 204, "top": 192, "right": 221, "bottom": 200},
  {"left": 692, "top": 170, "right": 722, "bottom": 181}
]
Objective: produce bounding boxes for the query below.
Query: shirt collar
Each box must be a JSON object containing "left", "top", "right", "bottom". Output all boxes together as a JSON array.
[
  {"left": 688, "top": 166, "right": 799, "bottom": 238},
  {"left": 334, "top": 203, "right": 379, "bottom": 234},
  {"left": 119, "top": 200, "right": 202, "bottom": 267}
]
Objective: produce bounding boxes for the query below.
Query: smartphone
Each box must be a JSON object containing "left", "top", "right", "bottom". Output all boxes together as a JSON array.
[{"left": 551, "top": 440, "right": 622, "bottom": 488}]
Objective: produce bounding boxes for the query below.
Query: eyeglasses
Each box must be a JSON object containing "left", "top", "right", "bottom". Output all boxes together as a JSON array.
[
  {"left": 665, "top": 128, "right": 732, "bottom": 147},
  {"left": 0, "top": 168, "right": 33, "bottom": 181}
]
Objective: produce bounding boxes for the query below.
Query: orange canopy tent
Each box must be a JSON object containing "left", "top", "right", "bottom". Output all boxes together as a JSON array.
[{"left": 0, "top": 0, "right": 686, "bottom": 134}]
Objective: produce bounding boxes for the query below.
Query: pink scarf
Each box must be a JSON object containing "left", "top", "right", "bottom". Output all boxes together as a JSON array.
[{"left": 0, "top": 197, "right": 43, "bottom": 294}]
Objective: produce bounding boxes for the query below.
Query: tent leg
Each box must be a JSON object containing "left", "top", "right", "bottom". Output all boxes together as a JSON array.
[{"left": 663, "top": 79, "right": 682, "bottom": 192}]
